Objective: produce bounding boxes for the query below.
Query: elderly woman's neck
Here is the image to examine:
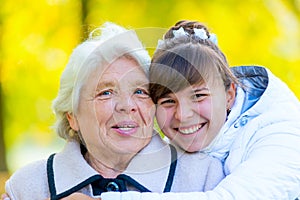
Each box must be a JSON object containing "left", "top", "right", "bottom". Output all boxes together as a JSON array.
[{"left": 84, "top": 152, "right": 133, "bottom": 178}]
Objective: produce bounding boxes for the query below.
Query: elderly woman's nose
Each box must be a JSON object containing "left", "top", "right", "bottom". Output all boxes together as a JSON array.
[{"left": 115, "top": 96, "right": 138, "bottom": 113}]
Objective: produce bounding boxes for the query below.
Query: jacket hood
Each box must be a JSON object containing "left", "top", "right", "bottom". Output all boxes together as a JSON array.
[{"left": 203, "top": 65, "right": 300, "bottom": 161}]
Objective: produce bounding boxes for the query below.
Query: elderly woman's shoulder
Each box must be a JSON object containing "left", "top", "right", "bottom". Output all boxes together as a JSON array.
[{"left": 5, "top": 159, "right": 50, "bottom": 200}]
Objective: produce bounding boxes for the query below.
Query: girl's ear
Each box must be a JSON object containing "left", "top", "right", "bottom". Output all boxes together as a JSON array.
[
  {"left": 226, "top": 83, "right": 236, "bottom": 109},
  {"left": 66, "top": 113, "right": 79, "bottom": 131}
]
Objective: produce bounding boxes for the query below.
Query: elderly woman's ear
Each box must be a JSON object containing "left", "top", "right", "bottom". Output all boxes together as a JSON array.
[{"left": 67, "top": 113, "right": 79, "bottom": 131}]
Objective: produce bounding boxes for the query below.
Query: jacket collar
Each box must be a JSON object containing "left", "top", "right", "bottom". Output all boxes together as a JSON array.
[
  {"left": 202, "top": 86, "right": 245, "bottom": 160},
  {"left": 203, "top": 65, "right": 300, "bottom": 161},
  {"left": 203, "top": 65, "right": 268, "bottom": 160},
  {"left": 50, "top": 134, "right": 172, "bottom": 196}
]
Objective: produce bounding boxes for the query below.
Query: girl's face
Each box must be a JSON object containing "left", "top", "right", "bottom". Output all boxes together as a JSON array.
[
  {"left": 156, "top": 81, "right": 235, "bottom": 152},
  {"left": 68, "top": 57, "right": 155, "bottom": 162}
]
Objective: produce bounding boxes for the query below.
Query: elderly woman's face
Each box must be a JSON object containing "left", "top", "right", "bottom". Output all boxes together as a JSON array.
[{"left": 70, "top": 57, "right": 155, "bottom": 160}]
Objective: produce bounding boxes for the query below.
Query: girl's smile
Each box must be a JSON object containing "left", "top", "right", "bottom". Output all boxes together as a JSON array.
[{"left": 175, "top": 122, "right": 207, "bottom": 135}]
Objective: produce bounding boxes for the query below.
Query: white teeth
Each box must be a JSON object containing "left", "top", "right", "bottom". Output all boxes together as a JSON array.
[
  {"left": 119, "top": 127, "right": 133, "bottom": 131},
  {"left": 118, "top": 124, "right": 135, "bottom": 130},
  {"left": 178, "top": 124, "right": 203, "bottom": 135}
]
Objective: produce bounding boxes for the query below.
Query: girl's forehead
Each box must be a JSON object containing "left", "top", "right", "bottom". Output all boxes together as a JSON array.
[
  {"left": 179, "top": 79, "right": 224, "bottom": 93},
  {"left": 192, "top": 81, "right": 206, "bottom": 88},
  {"left": 178, "top": 82, "right": 208, "bottom": 93}
]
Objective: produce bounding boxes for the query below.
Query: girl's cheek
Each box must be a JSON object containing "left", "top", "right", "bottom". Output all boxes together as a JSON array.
[{"left": 156, "top": 107, "right": 170, "bottom": 129}]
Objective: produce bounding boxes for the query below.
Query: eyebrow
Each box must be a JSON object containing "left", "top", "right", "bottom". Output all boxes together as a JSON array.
[
  {"left": 95, "top": 81, "right": 116, "bottom": 92},
  {"left": 159, "top": 87, "right": 210, "bottom": 99},
  {"left": 192, "top": 87, "right": 209, "bottom": 93},
  {"left": 96, "top": 79, "right": 149, "bottom": 91}
]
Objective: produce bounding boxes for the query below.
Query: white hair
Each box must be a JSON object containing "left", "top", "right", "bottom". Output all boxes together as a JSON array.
[{"left": 52, "top": 22, "right": 151, "bottom": 141}]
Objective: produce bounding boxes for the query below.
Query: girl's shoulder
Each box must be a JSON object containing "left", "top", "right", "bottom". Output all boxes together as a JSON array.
[
  {"left": 173, "top": 149, "right": 224, "bottom": 192},
  {"left": 177, "top": 150, "right": 222, "bottom": 170}
]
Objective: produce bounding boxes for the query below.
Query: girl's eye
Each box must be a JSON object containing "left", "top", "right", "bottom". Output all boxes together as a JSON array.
[
  {"left": 158, "top": 98, "right": 176, "bottom": 105},
  {"left": 193, "top": 93, "right": 209, "bottom": 101}
]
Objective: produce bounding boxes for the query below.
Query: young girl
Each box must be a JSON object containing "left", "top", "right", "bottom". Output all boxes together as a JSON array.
[{"left": 101, "top": 20, "right": 300, "bottom": 199}]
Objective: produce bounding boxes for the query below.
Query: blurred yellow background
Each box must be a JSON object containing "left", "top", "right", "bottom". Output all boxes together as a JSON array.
[{"left": 0, "top": 0, "right": 299, "bottom": 193}]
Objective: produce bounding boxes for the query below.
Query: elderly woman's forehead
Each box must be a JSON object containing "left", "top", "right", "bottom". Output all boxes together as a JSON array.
[{"left": 86, "top": 57, "right": 147, "bottom": 82}]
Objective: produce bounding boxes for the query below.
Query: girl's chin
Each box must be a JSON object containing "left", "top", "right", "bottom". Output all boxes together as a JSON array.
[
  {"left": 185, "top": 145, "right": 203, "bottom": 152},
  {"left": 176, "top": 139, "right": 206, "bottom": 152}
]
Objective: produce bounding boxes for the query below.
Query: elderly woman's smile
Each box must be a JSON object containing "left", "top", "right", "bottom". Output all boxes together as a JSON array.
[{"left": 111, "top": 121, "right": 139, "bottom": 136}]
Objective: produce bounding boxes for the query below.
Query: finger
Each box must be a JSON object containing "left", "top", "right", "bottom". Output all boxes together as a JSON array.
[
  {"left": 61, "top": 193, "right": 100, "bottom": 200},
  {"left": 1, "top": 193, "right": 10, "bottom": 200}
]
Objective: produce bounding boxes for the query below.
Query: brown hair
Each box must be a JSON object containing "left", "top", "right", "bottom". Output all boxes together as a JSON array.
[
  {"left": 149, "top": 20, "right": 238, "bottom": 104},
  {"left": 164, "top": 20, "right": 210, "bottom": 39}
]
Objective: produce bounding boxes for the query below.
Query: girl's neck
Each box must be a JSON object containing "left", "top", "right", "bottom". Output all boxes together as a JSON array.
[{"left": 84, "top": 152, "right": 133, "bottom": 178}]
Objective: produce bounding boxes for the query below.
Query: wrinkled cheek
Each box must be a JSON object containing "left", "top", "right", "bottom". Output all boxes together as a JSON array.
[
  {"left": 138, "top": 101, "right": 156, "bottom": 126},
  {"left": 149, "top": 103, "right": 156, "bottom": 120},
  {"left": 95, "top": 102, "right": 114, "bottom": 125}
]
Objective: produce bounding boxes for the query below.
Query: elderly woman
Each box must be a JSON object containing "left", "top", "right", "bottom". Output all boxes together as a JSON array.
[{"left": 4, "top": 22, "right": 224, "bottom": 200}]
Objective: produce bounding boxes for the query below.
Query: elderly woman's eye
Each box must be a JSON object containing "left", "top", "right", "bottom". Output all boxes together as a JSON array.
[
  {"left": 135, "top": 89, "right": 149, "bottom": 96},
  {"left": 102, "top": 91, "right": 112, "bottom": 95},
  {"left": 96, "top": 90, "right": 113, "bottom": 99}
]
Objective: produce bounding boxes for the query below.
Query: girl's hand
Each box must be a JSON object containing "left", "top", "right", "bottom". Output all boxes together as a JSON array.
[
  {"left": 61, "top": 193, "right": 100, "bottom": 200},
  {"left": 1, "top": 193, "right": 10, "bottom": 200},
  {"left": 2, "top": 192, "right": 100, "bottom": 200}
]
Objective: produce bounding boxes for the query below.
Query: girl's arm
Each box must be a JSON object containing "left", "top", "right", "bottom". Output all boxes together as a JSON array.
[{"left": 100, "top": 129, "right": 300, "bottom": 200}]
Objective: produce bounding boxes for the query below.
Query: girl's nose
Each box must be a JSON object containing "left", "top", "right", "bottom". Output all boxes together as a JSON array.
[{"left": 174, "top": 103, "right": 193, "bottom": 121}]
